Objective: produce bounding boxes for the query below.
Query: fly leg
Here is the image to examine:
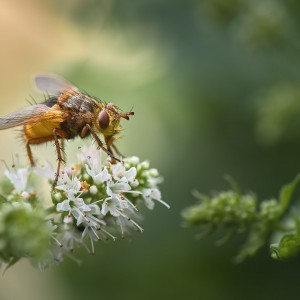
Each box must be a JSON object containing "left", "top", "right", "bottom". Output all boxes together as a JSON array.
[
  {"left": 105, "top": 137, "right": 124, "bottom": 158},
  {"left": 26, "top": 135, "right": 55, "bottom": 166},
  {"left": 26, "top": 142, "right": 35, "bottom": 167},
  {"left": 52, "top": 128, "right": 64, "bottom": 189},
  {"left": 85, "top": 124, "right": 120, "bottom": 162},
  {"left": 61, "top": 138, "right": 66, "bottom": 162},
  {"left": 26, "top": 132, "right": 67, "bottom": 189}
]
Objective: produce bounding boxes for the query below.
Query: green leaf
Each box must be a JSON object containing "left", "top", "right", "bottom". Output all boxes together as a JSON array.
[
  {"left": 1, "top": 257, "right": 20, "bottom": 276},
  {"left": 194, "top": 224, "right": 215, "bottom": 239},
  {"left": 234, "top": 225, "right": 269, "bottom": 263},
  {"left": 271, "top": 234, "right": 300, "bottom": 260},
  {"left": 215, "top": 229, "right": 236, "bottom": 246},
  {"left": 278, "top": 174, "right": 300, "bottom": 214}
]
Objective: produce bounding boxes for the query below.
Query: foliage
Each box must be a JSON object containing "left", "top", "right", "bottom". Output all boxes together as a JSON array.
[{"left": 182, "top": 175, "right": 300, "bottom": 262}]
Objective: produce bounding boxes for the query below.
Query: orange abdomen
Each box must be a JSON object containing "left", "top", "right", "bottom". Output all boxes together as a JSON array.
[{"left": 24, "top": 110, "right": 67, "bottom": 142}]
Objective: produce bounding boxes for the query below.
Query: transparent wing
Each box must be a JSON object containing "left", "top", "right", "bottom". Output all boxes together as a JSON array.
[
  {"left": 34, "top": 74, "right": 79, "bottom": 95},
  {"left": 0, "top": 104, "right": 51, "bottom": 129}
]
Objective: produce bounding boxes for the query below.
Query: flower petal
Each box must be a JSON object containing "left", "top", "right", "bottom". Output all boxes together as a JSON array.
[{"left": 57, "top": 200, "right": 71, "bottom": 212}]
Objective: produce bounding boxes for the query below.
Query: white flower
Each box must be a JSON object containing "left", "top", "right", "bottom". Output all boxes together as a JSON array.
[
  {"left": 77, "top": 144, "right": 101, "bottom": 164},
  {"left": 142, "top": 188, "right": 170, "bottom": 210},
  {"left": 57, "top": 196, "right": 102, "bottom": 226},
  {"left": 59, "top": 222, "right": 83, "bottom": 252},
  {"left": 63, "top": 215, "right": 73, "bottom": 224},
  {"left": 85, "top": 162, "right": 111, "bottom": 184},
  {"left": 101, "top": 180, "right": 143, "bottom": 232},
  {"left": 128, "top": 156, "right": 140, "bottom": 165},
  {"left": 131, "top": 179, "right": 139, "bottom": 188},
  {"left": 56, "top": 173, "right": 82, "bottom": 198},
  {"left": 107, "top": 181, "right": 131, "bottom": 195},
  {"left": 34, "top": 161, "right": 54, "bottom": 180},
  {"left": 81, "top": 225, "right": 116, "bottom": 253},
  {"left": 109, "top": 161, "right": 137, "bottom": 184},
  {"left": 109, "top": 162, "right": 125, "bottom": 181},
  {"left": 148, "top": 176, "right": 163, "bottom": 186},
  {"left": 4, "top": 167, "right": 29, "bottom": 194},
  {"left": 101, "top": 198, "right": 121, "bottom": 217},
  {"left": 57, "top": 197, "right": 86, "bottom": 212},
  {"left": 101, "top": 197, "right": 143, "bottom": 233},
  {"left": 21, "top": 191, "right": 30, "bottom": 200},
  {"left": 139, "top": 161, "right": 150, "bottom": 169},
  {"left": 55, "top": 170, "right": 110, "bottom": 238},
  {"left": 54, "top": 192, "right": 62, "bottom": 201},
  {"left": 148, "top": 168, "right": 159, "bottom": 177},
  {"left": 101, "top": 190, "right": 137, "bottom": 216},
  {"left": 107, "top": 181, "right": 141, "bottom": 207},
  {"left": 124, "top": 167, "right": 137, "bottom": 183},
  {"left": 104, "top": 182, "right": 132, "bottom": 213},
  {"left": 89, "top": 185, "right": 98, "bottom": 194},
  {"left": 144, "top": 168, "right": 163, "bottom": 186}
]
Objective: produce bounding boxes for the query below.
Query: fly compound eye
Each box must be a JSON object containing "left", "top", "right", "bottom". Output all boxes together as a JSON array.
[{"left": 98, "top": 110, "right": 110, "bottom": 129}]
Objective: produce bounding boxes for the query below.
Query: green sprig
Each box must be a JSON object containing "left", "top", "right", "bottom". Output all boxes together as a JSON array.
[{"left": 182, "top": 174, "right": 300, "bottom": 262}]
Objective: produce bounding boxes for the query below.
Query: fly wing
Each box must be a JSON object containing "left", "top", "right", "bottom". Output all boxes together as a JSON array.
[
  {"left": 0, "top": 104, "right": 51, "bottom": 129},
  {"left": 34, "top": 74, "right": 79, "bottom": 95}
]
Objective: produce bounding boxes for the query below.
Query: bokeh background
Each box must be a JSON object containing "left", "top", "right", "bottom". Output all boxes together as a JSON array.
[{"left": 1, "top": 0, "right": 300, "bottom": 299}]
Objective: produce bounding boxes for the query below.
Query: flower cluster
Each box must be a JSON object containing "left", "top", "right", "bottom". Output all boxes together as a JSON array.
[
  {"left": 182, "top": 191, "right": 257, "bottom": 229},
  {"left": 182, "top": 175, "right": 300, "bottom": 261},
  {"left": 0, "top": 145, "right": 168, "bottom": 270}
]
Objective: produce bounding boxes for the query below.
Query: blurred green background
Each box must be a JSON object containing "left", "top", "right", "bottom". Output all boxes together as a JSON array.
[{"left": 2, "top": 0, "right": 300, "bottom": 299}]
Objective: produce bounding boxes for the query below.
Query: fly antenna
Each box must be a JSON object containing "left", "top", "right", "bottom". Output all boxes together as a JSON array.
[{"left": 120, "top": 110, "right": 134, "bottom": 120}]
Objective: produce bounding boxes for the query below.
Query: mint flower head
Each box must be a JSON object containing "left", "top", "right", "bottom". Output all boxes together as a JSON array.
[
  {"left": 0, "top": 145, "right": 169, "bottom": 271},
  {"left": 182, "top": 175, "right": 300, "bottom": 262}
]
